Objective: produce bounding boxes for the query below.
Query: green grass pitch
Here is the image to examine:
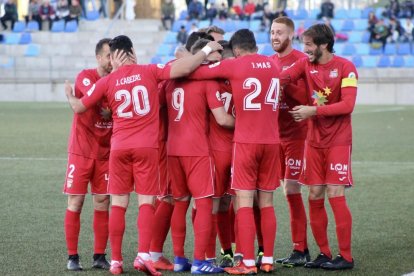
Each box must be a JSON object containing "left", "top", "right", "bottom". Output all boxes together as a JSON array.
[{"left": 0, "top": 103, "right": 413, "bottom": 275}]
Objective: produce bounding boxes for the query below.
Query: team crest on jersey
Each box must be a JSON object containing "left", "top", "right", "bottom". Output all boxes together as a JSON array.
[
  {"left": 329, "top": 69, "right": 338, "bottom": 78},
  {"left": 216, "top": 91, "right": 221, "bottom": 101},
  {"left": 348, "top": 72, "right": 356, "bottom": 78},
  {"left": 157, "top": 64, "right": 165, "bottom": 69},
  {"left": 82, "top": 78, "right": 90, "bottom": 86}
]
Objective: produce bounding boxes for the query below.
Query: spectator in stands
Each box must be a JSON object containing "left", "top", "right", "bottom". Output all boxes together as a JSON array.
[
  {"left": 401, "top": 17, "right": 414, "bottom": 41},
  {"left": 55, "top": 0, "right": 70, "bottom": 22},
  {"left": 251, "top": 0, "right": 265, "bottom": 20},
  {"left": 161, "top": 0, "right": 175, "bottom": 30},
  {"left": 230, "top": 3, "right": 243, "bottom": 19},
  {"left": 402, "top": 0, "right": 414, "bottom": 18},
  {"left": 39, "top": 0, "right": 56, "bottom": 30},
  {"left": 388, "top": 16, "right": 404, "bottom": 42},
  {"left": 177, "top": 25, "right": 188, "bottom": 45},
  {"left": 113, "top": 0, "right": 123, "bottom": 18},
  {"left": 317, "top": 0, "right": 334, "bottom": 19},
  {"left": 99, "top": 0, "right": 108, "bottom": 18},
  {"left": 188, "top": 22, "right": 199, "bottom": 34},
  {"left": 68, "top": 0, "right": 82, "bottom": 24},
  {"left": 205, "top": 2, "right": 218, "bottom": 24},
  {"left": 384, "top": 0, "right": 401, "bottom": 18},
  {"left": 323, "top": 17, "right": 336, "bottom": 36},
  {"left": 206, "top": 25, "right": 224, "bottom": 41},
  {"left": 295, "top": 21, "right": 305, "bottom": 41},
  {"left": 218, "top": 2, "right": 228, "bottom": 19},
  {"left": 243, "top": 0, "right": 255, "bottom": 20},
  {"left": 367, "top": 11, "right": 379, "bottom": 34},
  {"left": 188, "top": 0, "right": 204, "bottom": 20},
  {"left": 261, "top": 3, "right": 275, "bottom": 30},
  {"left": 0, "top": 0, "right": 18, "bottom": 31},
  {"left": 370, "top": 18, "right": 389, "bottom": 51},
  {"left": 25, "top": 0, "right": 42, "bottom": 29}
]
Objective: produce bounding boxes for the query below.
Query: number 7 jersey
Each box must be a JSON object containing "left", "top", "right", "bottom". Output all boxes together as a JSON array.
[{"left": 190, "top": 54, "right": 281, "bottom": 144}]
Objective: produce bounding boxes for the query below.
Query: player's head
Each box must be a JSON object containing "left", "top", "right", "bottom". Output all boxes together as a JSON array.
[
  {"left": 229, "top": 29, "right": 257, "bottom": 57},
  {"left": 109, "top": 35, "right": 133, "bottom": 55},
  {"left": 206, "top": 25, "right": 225, "bottom": 41},
  {"left": 95, "top": 38, "right": 112, "bottom": 75},
  {"left": 185, "top": 31, "right": 214, "bottom": 52},
  {"left": 302, "top": 23, "right": 334, "bottom": 64},
  {"left": 218, "top": 40, "right": 234, "bottom": 59},
  {"left": 191, "top": 38, "right": 222, "bottom": 62},
  {"left": 270, "top": 16, "right": 294, "bottom": 54}
]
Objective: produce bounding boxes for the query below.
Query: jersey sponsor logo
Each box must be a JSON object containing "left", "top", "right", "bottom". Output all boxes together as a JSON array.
[
  {"left": 329, "top": 69, "right": 338, "bottom": 78},
  {"left": 209, "top": 61, "right": 221, "bottom": 68},
  {"left": 157, "top": 64, "right": 165, "bottom": 69},
  {"left": 310, "top": 70, "right": 318, "bottom": 74},
  {"left": 282, "top": 65, "right": 290, "bottom": 71},
  {"left": 86, "top": 83, "right": 96, "bottom": 96},
  {"left": 286, "top": 158, "right": 301, "bottom": 169},
  {"left": 82, "top": 77, "right": 91, "bottom": 86}
]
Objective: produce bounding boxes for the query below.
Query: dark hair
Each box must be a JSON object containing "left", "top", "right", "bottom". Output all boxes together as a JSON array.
[
  {"left": 95, "top": 38, "right": 111, "bottom": 55},
  {"left": 229, "top": 29, "right": 257, "bottom": 52},
  {"left": 108, "top": 35, "right": 133, "bottom": 55},
  {"left": 272, "top": 16, "right": 295, "bottom": 32},
  {"left": 218, "top": 40, "right": 234, "bottom": 58},
  {"left": 190, "top": 38, "right": 212, "bottom": 54},
  {"left": 302, "top": 23, "right": 335, "bottom": 53},
  {"left": 185, "top": 31, "right": 214, "bottom": 51}
]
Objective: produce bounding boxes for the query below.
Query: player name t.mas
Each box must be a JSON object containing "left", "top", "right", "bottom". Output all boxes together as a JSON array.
[{"left": 251, "top": 62, "right": 273, "bottom": 69}]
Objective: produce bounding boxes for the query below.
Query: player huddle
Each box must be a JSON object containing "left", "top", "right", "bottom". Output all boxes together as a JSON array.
[{"left": 63, "top": 16, "right": 358, "bottom": 275}]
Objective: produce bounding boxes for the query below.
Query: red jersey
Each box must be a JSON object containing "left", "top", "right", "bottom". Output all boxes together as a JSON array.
[
  {"left": 271, "top": 49, "right": 308, "bottom": 142},
  {"left": 68, "top": 69, "right": 112, "bottom": 160},
  {"left": 165, "top": 79, "right": 224, "bottom": 156},
  {"left": 209, "top": 80, "right": 234, "bottom": 152},
  {"left": 280, "top": 55, "right": 358, "bottom": 148},
  {"left": 191, "top": 54, "right": 281, "bottom": 144},
  {"left": 81, "top": 63, "right": 171, "bottom": 150},
  {"left": 158, "top": 80, "right": 168, "bottom": 142}
]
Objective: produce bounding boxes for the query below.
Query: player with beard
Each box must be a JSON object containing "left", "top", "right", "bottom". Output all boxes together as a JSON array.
[
  {"left": 280, "top": 23, "right": 357, "bottom": 270},
  {"left": 269, "top": 17, "right": 311, "bottom": 268}
]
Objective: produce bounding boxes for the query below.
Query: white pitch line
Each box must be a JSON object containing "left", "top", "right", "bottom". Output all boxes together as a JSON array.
[{"left": 354, "top": 106, "right": 406, "bottom": 114}]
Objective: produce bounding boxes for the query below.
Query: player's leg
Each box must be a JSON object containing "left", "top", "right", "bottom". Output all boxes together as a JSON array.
[
  {"left": 217, "top": 195, "right": 234, "bottom": 268},
  {"left": 252, "top": 195, "right": 263, "bottom": 268}
]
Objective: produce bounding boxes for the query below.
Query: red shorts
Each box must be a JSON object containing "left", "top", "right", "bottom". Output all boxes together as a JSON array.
[
  {"left": 63, "top": 153, "right": 109, "bottom": 195},
  {"left": 168, "top": 156, "right": 214, "bottom": 199},
  {"left": 279, "top": 140, "right": 305, "bottom": 181},
  {"left": 231, "top": 143, "right": 281, "bottom": 191},
  {"left": 108, "top": 148, "right": 160, "bottom": 195},
  {"left": 211, "top": 150, "right": 232, "bottom": 197},
  {"left": 158, "top": 141, "right": 172, "bottom": 198},
  {"left": 299, "top": 144, "right": 353, "bottom": 186}
]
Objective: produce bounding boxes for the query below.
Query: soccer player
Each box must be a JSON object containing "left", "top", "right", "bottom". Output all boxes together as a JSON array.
[
  {"left": 269, "top": 17, "right": 311, "bottom": 267},
  {"left": 64, "top": 35, "right": 223, "bottom": 275},
  {"left": 164, "top": 38, "right": 234, "bottom": 274},
  {"left": 206, "top": 25, "right": 225, "bottom": 41},
  {"left": 63, "top": 38, "right": 113, "bottom": 271},
  {"left": 280, "top": 23, "right": 357, "bottom": 270},
  {"left": 190, "top": 29, "right": 281, "bottom": 274}
]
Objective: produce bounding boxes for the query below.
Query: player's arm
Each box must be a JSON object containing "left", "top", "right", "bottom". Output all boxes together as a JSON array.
[
  {"left": 211, "top": 107, "right": 235, "bottom": 129},
  {"left": 279, "top": 57, "right": 306, "bottom": 86},
  {"left": 65, "top": 80, "right": 87, "bottom": 113},
  {"left": 188, "top": 58, "right": 233, "bottom": 80},
  {"left": 169, "top": 41, "right": 223, "bottom": 78}
]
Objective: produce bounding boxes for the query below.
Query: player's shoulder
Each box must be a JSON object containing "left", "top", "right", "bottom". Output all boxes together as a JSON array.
[
  {"left": 333, "top": 55, "right": 358, "bottom": 74},
  {"left": 292, "top": 49, "right": 307, "bottom": 59}
]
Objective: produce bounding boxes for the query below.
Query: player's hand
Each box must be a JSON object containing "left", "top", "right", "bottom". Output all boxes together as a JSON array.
[
  {"left": 289, "top": 105, "right": 317, "bottom": 122},
  {"left": 64, "top": 80, "right": 74, "bottom": 99},
  {"left": 206, "top": 41, "right": 223, "bottom": 52},
  {"left": 129, "top": 48, "right": 137, "bottom": 64},
  {"left": 111, "top": 49, "right": 128, "bottom": 71}
]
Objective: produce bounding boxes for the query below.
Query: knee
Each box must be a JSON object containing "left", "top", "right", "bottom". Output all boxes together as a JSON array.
[
  {"left": 93, "top": 195, "right": 110, "bottom": 210},
  {"left": 67, "top": 195, "right": 85, "bottom": 212}
]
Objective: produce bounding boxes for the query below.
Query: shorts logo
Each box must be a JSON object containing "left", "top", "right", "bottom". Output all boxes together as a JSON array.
[
  {"left": 291, "top": 171, "right": 300, "bottom": 176},
  {"left": 66, "top": 179, "right": 73, "bottom": 188},
  {"left": 339, "top": 176, "right": 346, "bottom": 181},
  {"left": 286, "top": 158, "right": 301, "bottom": 170}
]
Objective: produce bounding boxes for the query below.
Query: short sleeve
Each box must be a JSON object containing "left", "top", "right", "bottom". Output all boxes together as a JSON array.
[
  {"left": 81, "top": 76, "right": 107, "bottom": 109},
  {"left": 75, "top": 70, "right": 95, "bottom": 97},
  {"left": 205, "top": 80, "right": 225, "bottom": 110},
  {"left": 340, "top": 61, "right": 358, "bottom": 89}
]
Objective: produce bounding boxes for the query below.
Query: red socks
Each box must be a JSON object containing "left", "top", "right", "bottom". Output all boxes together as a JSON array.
[
  {"left": 260, "top": 206, "right": 276, "bottom": 258},
  {"left": 206, "top": 214, "right": 218, "bottom": 259},
  {"left": 236, "top": 207, "right": 255, "bottom": 260},
  {"left": 286, "top": 193, "right": 308, "bottom": 252},
  {"left": 137, "top": 204, "right": 155, "bottom": 253},
  {"left": 109, "top": 205, "right": 126, "bottom": 261},
  {"left": 64, "top": 209, "right": 80, "bottom": 255},
  {"left": 150, "top": 200, "right": 174, "bottom": 253},
  {"left": 217, "top": 210, "right": 232, "bottom": 252},
  {"left": 253, "top": 205, "right": 263, "bottom": 250},
  {"left": 193, "top": 198, "right": 213, "bottom": 260},
  {"left": 171, "top": 200, "right": 190, "bottom": 257},
  {"left": 93, "top": 210, "right": 109, "bottom": 254},
  {"left": 329, "top": 196, "right": 353, "bottom": 262},
  {"left": 309, "top": 199, "right": 331, "bottom": 258}
]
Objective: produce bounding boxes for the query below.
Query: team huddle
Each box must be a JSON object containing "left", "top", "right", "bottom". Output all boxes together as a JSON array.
[{"left": 63, "top": 17, "right": 358, "bottom": 275}]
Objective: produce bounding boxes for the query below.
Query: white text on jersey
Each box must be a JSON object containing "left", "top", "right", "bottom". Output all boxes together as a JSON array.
[{"left": 116, "top": 74, "right": 141, "bottom": 86}]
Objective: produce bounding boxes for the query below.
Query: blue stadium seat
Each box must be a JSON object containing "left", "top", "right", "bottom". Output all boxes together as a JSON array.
[
  {"left": 86, "top": 11, "right": 99, "bottom": 20},
  {"left": 221, "top": 20, "right": 236, "bottom": 32},
  {"left": 375, "top": 7, "right": 385, "bottom": 18},
  {"left": 334, "top": 44, "right": 344, "bottom": 54},
  {"left": 25, "top": 44, "right": 40, "bottom": 57},
  {"left": 172, "top": 20, "right": 186, "bottom": 32},
  {"left": 293, "top": 43, "right": 302, "bottom": 51},
  {"left": 51, "top": 20, "right": 65, "bottom": 32},
  {"left": 330, "top": 19, "right": 343, "bottom": 31},
  {"left": 150, "top": 56, "right": 162, "bottom": 64},
  {"left": 335, "top": 9, "right": 348, "bottom": 19},
  {"left": 295, "top": 9, "right": 308, "bottom": 19},
  {"left": 348, "top": 9, "right": 361, "bottom": 19},
  {"left": 198, "top": 20, "right": 210, "bottom": 29},
  {"left": 392, "top": 55, "right": 405, "bottom": 67},
  {"left": 309, "top": 9, "right": 319, "bottom": 19},
  {"left": 356, "top": 43, "right": 370, "bottom": 55},
  {"left": 27, "top": 20, "right": 40, "bottom": 31},
  {"left": 164, "top": 32, "right": 177, "bottom": 44},
  {"left": 361, "top": 7, "right": 375, "bottom": 19},
  {"left": 249, "top": 20, "right": 262, "bottom": 32},
  {"left": 362, "top": 56, "right": 377, "bottom": 68},
  {"left": 362, "top": 31, "right": 370, "bottom": 43},
  {"left": 156, "top": 44, "right": 172, "bottom": 56},
  {"left": 348, "top": 31, "right": 363, "bottom": 43},
  {"left": 4, "top": 33, "right": 20, "bottom": 44},
  {"left": 285, "top": 9, "right": 294, "bottom": 18},
  {"left": 19, "top": 32, "right": 32, "bottom": 44},
  {"left": 12, "top": 21, "right": 26, "bottom": 32},
  {"left": 369, "top": 45, "right": 383, "bottom": 55},
  {"left": 352, "top": 56, "right": 363, "bottom": 68},
  {"left": 353, "top": 19, "right": 369, "bottom": 31},
  {"left": 223, "top": 32, "right": 233, "bottom": 40},
  {"left": 255, "top": 32, "right": 268, "bottom": 43},
  {"left": 341, "top": 20, "right": 354, "bottom": 31},
  {"left": 377, "top": 55, "right": 391, "bottom": 67},
  {"left": 397, "top": 43, "right": 411, "bottom": 55},
  {"left": 342, "top": 44, "right": 356, "bottom": 56},
  {"left": 235, "top": 20, "right": 249, "bottom": 30},
  {"left": 65, "top": 20, "right": 78, "bottom": 32},
  {"left": 304, "top": 19, "right": 317, "bottom": 29},
  {"left": 179, "top": 10, "right": 188, "bottom": 20},
  {"left": 0, "top": 57, "right": 15, "bottom": 68},
  {"left": 404, "top": 56, "right": 414, "bottom": 67},
  {"left": 384, "top": 44, "right": 397, "bottom": 55},
  {"left": 161, "top": 56, "right": 175, "bottom": 64},
  {"left": 258, "top": 44, "right": 273, "bottom": 56}
]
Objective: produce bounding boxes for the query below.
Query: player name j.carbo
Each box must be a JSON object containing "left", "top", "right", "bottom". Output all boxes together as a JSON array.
[{"left": 115, "top": 74, "right": 141, "bottom": 86}]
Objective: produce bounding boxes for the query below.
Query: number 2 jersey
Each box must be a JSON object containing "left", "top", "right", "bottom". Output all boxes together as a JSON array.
[
  {"left": 81, "top": 63, "right": 171, "bottom": 150},
  {"left": 68, "top": 69, "right": 113, "bottom": 160},
  {"left": 190, "top": 53, "right": 281, "bottom": 144}
]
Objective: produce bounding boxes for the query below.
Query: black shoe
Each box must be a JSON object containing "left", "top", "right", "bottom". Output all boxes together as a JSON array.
[
  {"left": 219, "top": 254, "right": 234, "bottom": 268},
  {"left": 304, "top": 253, "right": 331, "bottom": 269},
  {"left": 67, "top": 254, "right": 83, "bottom": 271},
  {"left": 92, "top": 254, "right": 110, "bottom": 270},
  {"left": 282, "top": 249, "right": 311, "bottom": 267},
  {"left": 255, "top": 251, "right": 264, "bottom": 268},
  {"left": 321, "top": 255, "right": 354, "bottom": 270},
  {"left": 275, "top": 256, "right": 287, "bottom": 264}
]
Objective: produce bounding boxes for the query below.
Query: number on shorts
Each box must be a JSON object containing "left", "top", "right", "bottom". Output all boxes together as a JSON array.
[
  {"left": 115, "top": 85, "right": 150, "bottom": 118},
  {"left": 172, "top": 88, "right": 185, "bottom": 121},
  {"left": 243, "top": 77, "right": 280, "bottom": 111},
  {"left": 67, "top": 164, "right": 75, "bottom": 178}
]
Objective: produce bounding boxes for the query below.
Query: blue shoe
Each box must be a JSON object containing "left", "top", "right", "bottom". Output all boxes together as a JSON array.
[
  {"left": 174, "top": 256, "right": 192, "bottom": 272},
  {"left": 191, "top": 259, "right": 224, "bottom": 274}
]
